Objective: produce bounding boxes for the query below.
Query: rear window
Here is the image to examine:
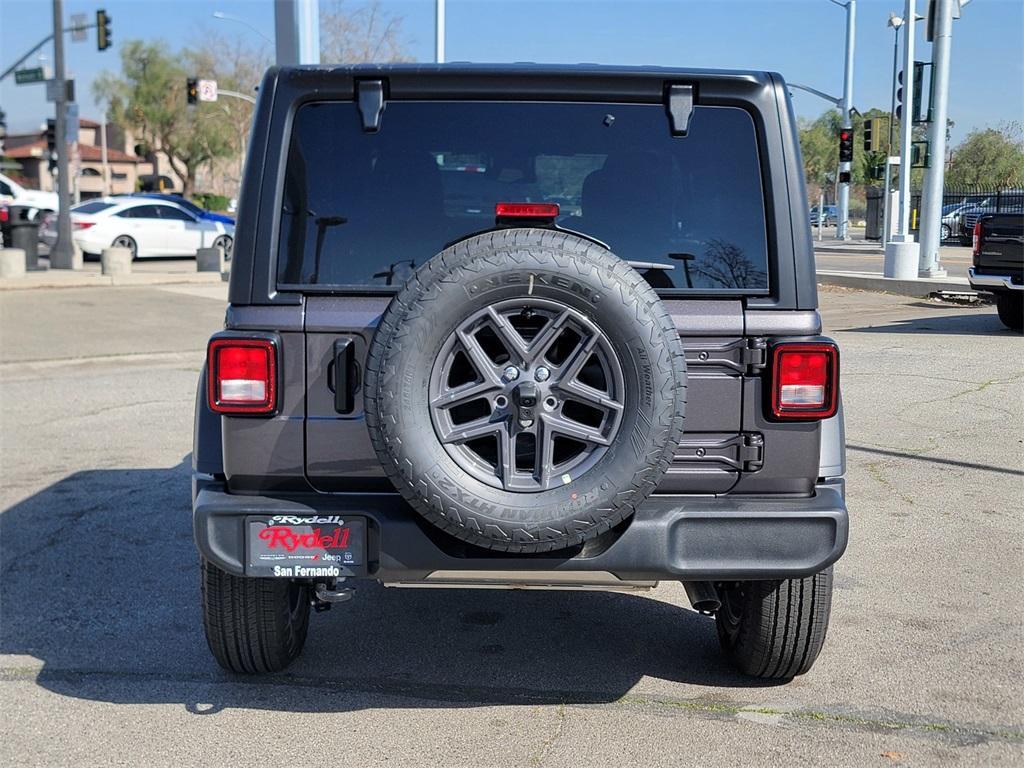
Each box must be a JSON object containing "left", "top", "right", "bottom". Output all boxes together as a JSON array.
[
  {"left": 277, "top": 101, "right": 768, "bottom": 292},
  {"left": 73, "top": 201, "right": 114, "bottom": 215}
]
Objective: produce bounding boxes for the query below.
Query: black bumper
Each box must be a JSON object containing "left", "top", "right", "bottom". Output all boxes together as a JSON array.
[{"left": 194, "top": 479, "right": 848, "bottom": 582}]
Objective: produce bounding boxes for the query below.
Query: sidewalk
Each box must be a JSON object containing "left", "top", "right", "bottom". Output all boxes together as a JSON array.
[
  {"left": 815, "top": 269, "right": 972, "bottom": 298},
  {"left": 0, "top": 256, "right": 229, "bottom": 291}
]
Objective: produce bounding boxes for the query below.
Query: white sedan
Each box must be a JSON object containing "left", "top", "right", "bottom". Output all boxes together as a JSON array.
[{"left": 68, "top": 198, "right": 234, "bottom": 259}]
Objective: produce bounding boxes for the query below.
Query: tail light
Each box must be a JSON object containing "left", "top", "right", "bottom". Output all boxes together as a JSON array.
[
  {"left": 0, "top": 207, "right": 8, "bottom": 224},
  {"left": 73, "top": 221, "right": 95, "bottom": 230},
  {"left": 207, "top": 338, "right": 277, "bottom": 414},
  {"left": 770, "top": 343, "right": 839, "bottom": 420},
  {"left": 972, "top": 220, "right": 982, "bottom": 262},
  {"left": 495, "top": 202, "right": 560, "bottom": 222}
]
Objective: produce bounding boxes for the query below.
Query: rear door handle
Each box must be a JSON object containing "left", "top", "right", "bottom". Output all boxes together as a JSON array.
[{"left": 331, "top": 338, "right": 359, "bottom": 414}]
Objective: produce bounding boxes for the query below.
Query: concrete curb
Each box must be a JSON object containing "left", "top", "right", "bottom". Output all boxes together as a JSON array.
[
  {"left": 817, "top": 270, "right": 973, "bottom": 298},
  {"left": 0, "top": 271, "right": 229, "bottom": 291}
]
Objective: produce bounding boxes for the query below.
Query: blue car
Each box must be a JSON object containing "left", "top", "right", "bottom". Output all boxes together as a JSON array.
[{"left": 129, "top": 193, "right": 235, "bottom": 226}]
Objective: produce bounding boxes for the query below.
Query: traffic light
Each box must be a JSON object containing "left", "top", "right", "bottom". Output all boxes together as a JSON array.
[
  {"left": 863, "top": 120, "right": 873, "bottom": 153},
  {"left": 896, "top": 70, "right": 905, "bottom": 121},
  {"left": 45, "top": 118, "right": 57, "bottom": 171},
  {"left": 96, "top": 9, "right": 112, "bottom": 51},
  {"left": 187, "top": 78, "right": 198, "bottom": 105},
  {"left": 838, "top": 128, "right": 854, "bottom": 163},
  {"left": 839, "top": 171, "right": 852, "bottom": 184}
]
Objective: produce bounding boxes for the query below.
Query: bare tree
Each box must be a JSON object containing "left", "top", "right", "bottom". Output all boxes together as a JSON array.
[
  {"left": 692, "top": 239, "right": 767, "bottom": 289},
  {"left": 320, "top": 0, "right": 414, "bottom": 63}
]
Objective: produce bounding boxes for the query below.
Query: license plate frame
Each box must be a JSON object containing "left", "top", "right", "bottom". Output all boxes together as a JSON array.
[{"left": 245, "top": 515, "right": 367, "bottom": 578}]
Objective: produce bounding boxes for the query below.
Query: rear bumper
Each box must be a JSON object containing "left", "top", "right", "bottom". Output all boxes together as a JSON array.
[
  {"left": 193, "top": 479, "right": 848, "bottom": 583},
  {"left": 969, "top": 268, "right": 1023, "bottom": 292}
]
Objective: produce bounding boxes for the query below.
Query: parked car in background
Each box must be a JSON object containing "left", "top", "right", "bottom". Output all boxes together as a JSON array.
[
  {"left": 55, "top": 197, "right": 234, "bottom": 259},
  {"left": 960, "top": 198, "right": 1024, "bottom": 245},
  {"left": 809, "top": 204, "right": 837, "bottom": 227},
  {"left": 0, "top": 172, "right": 59, "bottom": 219},
  {"left": 129, "top": 193, "right": 236, "bottom": 225},
  {"left": 969, "top": 213, "right": 1023, "bottom": 332}
]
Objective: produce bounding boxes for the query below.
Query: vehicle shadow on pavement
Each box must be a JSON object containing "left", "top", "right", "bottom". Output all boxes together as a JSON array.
[
  {"left": 0, "top": 459, "right": 779, "bottom": 714},
  {"left": 837, "top": 305, "right": 1013, "bottom": 336}
]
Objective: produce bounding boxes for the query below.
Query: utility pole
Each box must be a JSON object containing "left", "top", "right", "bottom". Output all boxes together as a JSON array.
[
  {"left": 435, "top": 0, "right": 446, "bottom": 63},
  {"left": 883, "top": 0, "right": 920, "bottom": 279},
  {"left": 835, "top": 0, "right": 856, "bottom": 241},
  {"left": 49, "top": 0, "right": 74, "bottom": 269},
  {"left": 917, "top": 0, "right": 954, "bottom": 277}
]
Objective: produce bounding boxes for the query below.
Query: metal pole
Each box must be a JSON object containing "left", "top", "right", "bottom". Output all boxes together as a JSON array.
[
  {"left": 917, "top": 0, "right": 953, "bottom": 277},
  {"left": 274, "top": 0, "right": 319, "bottom": 65},
  {"left": 836, "top": 0, "right": 855, "bottom": 241},
  {"left": 435, "top": 0, "right": 446, "bottom": 63},
  {"left": 100, "top": 115, "right": 109, "bottom": 196},
  {"left": 881, "top": 21, "right": 900, "bottom": 247},
  {"left": 49, "top": 0, "right": 74, "bottom": 268},
  {"left": 883, "top": 0, "right": 920, "bottom": 279}
]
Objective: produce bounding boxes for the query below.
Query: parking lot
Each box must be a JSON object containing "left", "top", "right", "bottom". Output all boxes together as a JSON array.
[{"left": 1, "top": 281, "right": 1021, "bottom": 766}]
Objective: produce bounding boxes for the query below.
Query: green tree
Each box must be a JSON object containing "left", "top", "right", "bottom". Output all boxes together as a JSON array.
[
  {"left": 946, "top": 124, "right": 1024, "bottom": 188},
  {"left": 93, "top": 40, "right": 234, "bottom": 196}
]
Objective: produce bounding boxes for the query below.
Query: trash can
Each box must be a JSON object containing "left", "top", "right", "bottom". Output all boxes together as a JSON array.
[
  {"left": 7, "top": 206, "right": 40, "bottom": 270},
  {"left": 865, "top": 186, "right": 884, "bottom": 241}
]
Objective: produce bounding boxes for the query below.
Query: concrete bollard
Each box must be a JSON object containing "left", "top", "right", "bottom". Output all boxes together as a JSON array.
[
  {"left": 196, "top": 246, "right": 225, "bottom": 273},
  {"left": 101, "top": 246, "right": 132, "bottom": 276},
  {"left": 71, "top": 241, "right": 84, "bottom": 271},
  {"left": 0, "top": 248, "right": 27, "bottom": 278}
]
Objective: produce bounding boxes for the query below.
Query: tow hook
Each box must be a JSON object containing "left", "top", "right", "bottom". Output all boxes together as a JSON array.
[{"left": 312, "top": 580, "right": 354, "bottom": 611}]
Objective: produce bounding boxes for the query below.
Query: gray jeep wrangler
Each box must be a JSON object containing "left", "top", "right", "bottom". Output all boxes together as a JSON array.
[{"left": 193, "top": 64, "right": 848, "bottom": 678}]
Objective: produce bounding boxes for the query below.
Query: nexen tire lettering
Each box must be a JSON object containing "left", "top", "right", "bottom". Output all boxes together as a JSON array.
[{"left": 465, "top": 272, "right": 603, "bottom": 304}]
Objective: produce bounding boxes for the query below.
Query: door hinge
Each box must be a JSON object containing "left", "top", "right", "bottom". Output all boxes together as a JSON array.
[
  {"left": 742, "top": 338, "right": 767, "bottom": 373},
  {"left": 739, "top": 433, "right": 764, "bottom": 472}
]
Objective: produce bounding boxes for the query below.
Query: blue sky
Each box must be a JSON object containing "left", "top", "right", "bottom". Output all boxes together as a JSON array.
[{"left": 2, "top": 0, "right": 1022, "bottom": 145}]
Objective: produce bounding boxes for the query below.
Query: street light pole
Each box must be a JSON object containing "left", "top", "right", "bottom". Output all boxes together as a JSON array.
[
  {"left": 883, "top": 0, "right": 920, "bottom": 279},
  {"left": 834, "top": 0, "right": 856, "bottom": 241},
  {"left": 49, "top": 0, "right": 74, "bottom": 269},
  {"left": 917, "top": 0, "right": 955, "bottom": 278},
  {"left": 435, "top": 0, "right": 445, "bottom": 64},
  {"left": 881, "top": 13, "right": 903, "bottom": 247}
]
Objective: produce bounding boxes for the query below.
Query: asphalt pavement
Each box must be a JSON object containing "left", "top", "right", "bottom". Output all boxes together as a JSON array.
[{"left": 1, "top": 283, "right": 1021, "bottom": 766}]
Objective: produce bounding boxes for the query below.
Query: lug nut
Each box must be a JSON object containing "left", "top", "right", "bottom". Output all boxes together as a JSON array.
[
  {"left": 503, "top": 366, "right": 520, "bottom": 381},
  {"left": 535, "top": 366, "right": 551, "bottom": 382}
]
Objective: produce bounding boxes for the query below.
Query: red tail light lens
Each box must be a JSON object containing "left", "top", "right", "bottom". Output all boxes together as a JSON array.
[
  {"left": 770, "top": 343, "right": 839, "bottom": 420},
  {"left": 73, "top": 221, "right": 95, "bottom": 230},
  {"left": 495, "top": 202, "right": 560, "bottom": 219},
  {"left": 972, "top": 220, "right": 982, "bottom": 259},
  {"left": 207, "top": 338, "right": 277, "bottom": 414}
]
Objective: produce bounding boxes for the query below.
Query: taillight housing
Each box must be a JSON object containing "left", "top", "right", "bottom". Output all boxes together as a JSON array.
[
  {"left": 73, "top": 221, "right": 95, "bottom": 230},
  {"left": 207, "top": 337, "right": 278, "bottom": 414},
  {"left": 972, "top": 220, "right": 982, "bottom": 263},
  {"left": 770, "top": 342, "right": 839, "bottom": 420},
  {"left": 495, "top": 202, "right": 560, "bottom": 224}
]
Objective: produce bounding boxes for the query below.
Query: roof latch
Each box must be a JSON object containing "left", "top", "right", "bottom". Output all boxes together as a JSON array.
[
  {"left": 357, "top": 79, "right": 386, "bottom": 132},
  {"left": 666, "top": 84, "right": 694, "bottom": 136}
]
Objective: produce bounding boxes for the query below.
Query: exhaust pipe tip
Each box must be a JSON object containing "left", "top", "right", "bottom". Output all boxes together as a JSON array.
[{"left": 683, "top": 581, "right": 721, "bottom": 614}]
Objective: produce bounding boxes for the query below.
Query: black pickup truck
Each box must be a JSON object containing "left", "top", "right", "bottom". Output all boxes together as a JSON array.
[
  {"left": 969, "top": 213, "right": 1023, "bottom": 331},
  {"left": 192, "top": 64, "right": 848, "bottom": 679}
]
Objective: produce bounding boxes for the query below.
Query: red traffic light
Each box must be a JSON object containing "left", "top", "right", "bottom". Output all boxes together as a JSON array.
[{"left": 840, "top": 130, "right": 851, "bottom": 140}]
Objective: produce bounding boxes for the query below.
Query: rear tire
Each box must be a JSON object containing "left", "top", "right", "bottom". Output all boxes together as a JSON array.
[
  {"left": 995, "top": 292, "right": 1023, "bottom": 332},
  {"left": 201, "top": 558, "right": 310, "bottom": 674},
  {"left": 715, "top": 568, "right": 833, "bottom": 679}
]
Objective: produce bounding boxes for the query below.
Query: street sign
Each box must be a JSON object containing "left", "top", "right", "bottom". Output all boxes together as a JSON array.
[
  {"left": 15, "top": 67, "right": 46, "bottom": 85},
  {"left": 71, "top": 13, "right": 88, "bottom": 41},
  {"left": 65, "top": 103, "right": 79, "bottom": 145},
  {"left": 45, "top": 78, "right": 75, "bottom": 103},
  {"left": 198, "top": 79, "right": 218, "bottom": 102}
]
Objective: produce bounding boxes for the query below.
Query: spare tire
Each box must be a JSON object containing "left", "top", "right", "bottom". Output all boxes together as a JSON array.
[{"left": 364, "top": 228, "right": 686, "bottom": 553}]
